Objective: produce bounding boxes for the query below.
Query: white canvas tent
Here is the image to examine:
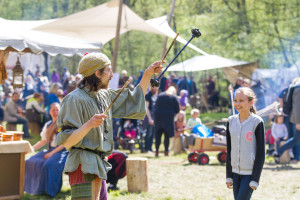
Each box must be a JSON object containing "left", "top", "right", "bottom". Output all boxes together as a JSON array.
[
  {"left": 145, "top": 16, "right": 208, "bottom": 55},
  {"left": 0, "top": 17, "right": 102, "bottom": 82},
  {"left": 1, "top": 0, "right": 210, "bottom": 82},
  {"left": 166, "top": 55, "right": 258, "bottom": 84},
  {"left": 34, "top": 0, "right": 208, "bottom": 55},
  {"left": 167, "top": 55, "right": 249, "bottom": 71},
  {"left": 5, "top": 52, "right": 49, "bottom": 79},
  {"left": 0, "top": 17, "right": 102, "bottom": 56},
  {"left": 35, "top": 0, "right": 161, "bottom": 44}
]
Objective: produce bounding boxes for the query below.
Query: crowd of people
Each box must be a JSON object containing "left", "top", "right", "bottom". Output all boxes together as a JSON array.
[
  {"left": 116, "top": 70, "right": 207, "bottom": 157},
  {"left": 0, "top": 66, "right": 82, "bottom": 137},
  {"left": 0, "top": 53, "right": 299, "bottom": 199}
]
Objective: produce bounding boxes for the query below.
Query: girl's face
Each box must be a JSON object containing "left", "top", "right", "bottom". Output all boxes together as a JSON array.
[
  {"left": 234, "top": 92, "right": 253, "bottom": 114},
  {"left": 177, "top": 113, "right": 184, "bottom": 121},
  {"left": 49, "top": 105, "right": 60, "bottom": 121},
  {"left": 192, "top": 112, "right": 199, "bottom": 119},
  {"left": 277, "top": 116, "right": 284, "bottom": 124}
]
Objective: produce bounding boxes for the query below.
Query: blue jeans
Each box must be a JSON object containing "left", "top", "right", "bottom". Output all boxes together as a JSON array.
[
  {"left": 11, "top": 117, "right": 30, "bottom": 138},
  {"left": 278, "top": 129, "right": 300, "bottom": 156},
  {"left": 292, "top": 125, "right": 300, "bottom": 161},
  {"left": 284, "top": 117, "right": 300, "bottom": 160},
  {"left": 180, "top": 134, "right": 186, "bottom": 151},
  {"left": 145, "top": 124, "right": 155, "bottom": 152},
  {"left": 284, "top": 116, "right": 294, "bottom": 138},
  {"left": 276, "top": 138, "right": 287, "bottom": 153},
  {"left": 232, "top": 173, "right": 254, "bottom": 200}
]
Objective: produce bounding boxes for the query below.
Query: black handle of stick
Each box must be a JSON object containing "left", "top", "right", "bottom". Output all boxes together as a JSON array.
[{"left": 150, "top": 28, "right": 201, "bottom": 87}]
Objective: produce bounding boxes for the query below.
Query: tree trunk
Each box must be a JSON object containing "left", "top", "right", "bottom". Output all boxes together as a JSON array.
[{"left": 271, "top": 3, "right": 291, "bottom": 68}]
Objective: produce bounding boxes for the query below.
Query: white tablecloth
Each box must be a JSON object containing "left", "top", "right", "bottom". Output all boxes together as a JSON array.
[{"left": 0, "top": 140, "right": 34, "bottom": 153}]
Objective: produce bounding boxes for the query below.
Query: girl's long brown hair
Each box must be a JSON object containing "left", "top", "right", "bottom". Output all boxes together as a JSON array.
[{"left": 46, "top": 103, "right": 60, "bottom": 144}]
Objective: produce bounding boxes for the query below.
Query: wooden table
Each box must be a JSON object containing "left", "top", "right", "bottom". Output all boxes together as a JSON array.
[{"left": 0, "top": 141, "right": 33, "bottom": 200}]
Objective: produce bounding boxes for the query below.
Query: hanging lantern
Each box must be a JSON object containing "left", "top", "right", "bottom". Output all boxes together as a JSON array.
[{"left": 12, "top": 57, "right": 24, "bottom": 89}]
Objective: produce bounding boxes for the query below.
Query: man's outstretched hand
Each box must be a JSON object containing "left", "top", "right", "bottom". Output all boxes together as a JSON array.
[{"left": 144, "top": 61, "right": 165, "bottom": 77}]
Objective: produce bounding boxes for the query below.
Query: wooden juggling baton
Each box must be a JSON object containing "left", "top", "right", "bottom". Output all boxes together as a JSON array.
[
  {"left": 103, "top": 79, "right": 131, "bottom": 115},
  {"left": 103, "top": 33, "right": 179, "bottom": 115},
  {"left": 150, "top": 28, "right": 201, "bottom": 87},
  {"left": 161, "top": 33, "right": 179, "bottom": 62}
]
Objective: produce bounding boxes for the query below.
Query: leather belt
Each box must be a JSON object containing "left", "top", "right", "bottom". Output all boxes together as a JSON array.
[{"left": 72, "top": 147, "right": 105, "bottom": 160}]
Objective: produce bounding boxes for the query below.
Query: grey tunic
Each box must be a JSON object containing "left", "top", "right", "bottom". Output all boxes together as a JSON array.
[
  {"left": 4, "top": 100, "right": 20, "bottom": 122},
  {"left": 55, "top": 85, "right": 146, "bottom": 180}
]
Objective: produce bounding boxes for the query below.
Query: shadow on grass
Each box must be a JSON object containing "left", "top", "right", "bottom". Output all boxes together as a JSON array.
[
  {"left": 108, "top": 190, "right": 146, "bottom": 198},
  {"left": 263, "top": 162, "right": 300, "bottom": 171},
  {"left": 182, "top": 162, "right": 225, "bottom": 166},
  {"left": 23, "top": 189, "right": 71, "bottom": 200}
]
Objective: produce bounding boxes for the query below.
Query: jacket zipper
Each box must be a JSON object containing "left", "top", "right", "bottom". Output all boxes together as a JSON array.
[{"left": 238, "top": 124, "right": 242, "bottom": 173}]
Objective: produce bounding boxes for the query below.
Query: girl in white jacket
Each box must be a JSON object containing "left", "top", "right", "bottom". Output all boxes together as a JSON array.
[{"left": 226, "top": 87, "right": 265, "bottom": 200}]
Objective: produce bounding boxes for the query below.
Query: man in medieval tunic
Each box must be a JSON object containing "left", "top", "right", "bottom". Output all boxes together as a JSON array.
[{"left": 55, "top": 53, "right": 162, "bottom": 199}]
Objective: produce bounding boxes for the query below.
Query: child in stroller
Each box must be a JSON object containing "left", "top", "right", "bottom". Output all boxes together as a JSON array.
[
  {"left": 123, "top": 119, "right": 137, "bottom": 139},
  {"left": 117, "top": 118, "right": 144, "bottom": 153}
]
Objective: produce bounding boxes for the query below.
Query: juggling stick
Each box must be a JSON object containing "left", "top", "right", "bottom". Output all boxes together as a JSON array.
[
  {"left": 161, "top": 33, "right": 179, "bottom": 62},
  {"left": 150, "top": 28, "right": 201, "bottom": 87},
  {"left": 103, "top": 79, "right": 131, "bottom": 115}
]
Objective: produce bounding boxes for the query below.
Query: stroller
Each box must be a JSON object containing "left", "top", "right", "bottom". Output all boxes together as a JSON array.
[{"left": 114, "top": 118, "right": 145, "bottom": 153}]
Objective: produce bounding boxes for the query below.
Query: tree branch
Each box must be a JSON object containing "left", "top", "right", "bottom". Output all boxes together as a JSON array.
[{"left": 223, "top": 0, "right": 238, "bottom": 14}]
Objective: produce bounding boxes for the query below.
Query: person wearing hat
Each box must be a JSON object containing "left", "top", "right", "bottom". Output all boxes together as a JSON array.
[
  {"left": 118, "top": 69, "right": 129, "bottom": 88},
  {"left": 54, "top": 52, "right": 162, "bottom": 199}
]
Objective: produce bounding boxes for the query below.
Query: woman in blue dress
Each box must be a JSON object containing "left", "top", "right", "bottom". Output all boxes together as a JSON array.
[{"left": 25, "top": 103, "right": 68, "bottom": 197}]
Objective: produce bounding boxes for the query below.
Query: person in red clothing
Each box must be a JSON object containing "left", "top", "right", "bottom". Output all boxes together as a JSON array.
[
  {"left": 265, "top": 116, "right": 275, "bottom": 156},
  {"left": 265, "top": 129, "right": 275, "bottom": 156}
]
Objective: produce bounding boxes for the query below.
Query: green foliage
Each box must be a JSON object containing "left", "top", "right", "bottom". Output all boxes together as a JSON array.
[{"left": 200, "top": 112, "right": 229, "bottom": 124}]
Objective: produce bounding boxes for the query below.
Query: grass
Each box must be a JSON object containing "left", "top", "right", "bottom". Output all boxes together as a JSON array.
[
  {"left": 19, "top": 112, "right": 300, "bottom": 199},
  {"left": 22, "top": 149, "right": 300, "bottom": 200}
]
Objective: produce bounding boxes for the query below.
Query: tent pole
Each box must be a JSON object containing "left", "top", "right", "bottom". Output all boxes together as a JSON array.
[
  {"left": 160, "top": 0, "right": 176, "bottom": 58},
  {"left": 216, "top": 69, "right": 220, "bottom": 91},
  {"left": 112, "top": 0, "right": 123, "bottom": 73},
  {"left": 295, "top": 62, "right": 300, "bottom": 76}
]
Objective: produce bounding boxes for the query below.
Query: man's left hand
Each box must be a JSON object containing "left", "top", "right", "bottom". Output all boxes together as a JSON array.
[{"left": 145, "top": 61, "right": 164, "bottom": 76}]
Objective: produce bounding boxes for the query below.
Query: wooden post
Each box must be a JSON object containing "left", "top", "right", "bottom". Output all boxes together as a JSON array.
[
  {"left": 28, "top": 122, "right": 40, "bottom": 134},
  {"left": 173, "top": 137, "right": 182, "bottom": 155},
  {"left": 126, "top": 158, "right": 148, "bottom": 193},
  {"left": 112, "top": 0, "right": 123, "bottom": 73},
  {"left": 6, "top": 123, "right": 17, "bottom": 131}
]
